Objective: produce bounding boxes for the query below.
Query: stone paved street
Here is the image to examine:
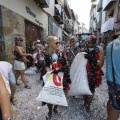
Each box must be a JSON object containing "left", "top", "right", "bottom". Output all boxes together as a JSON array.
[{"left": 11, "top": 65, "right": 113, "bottom": 120}]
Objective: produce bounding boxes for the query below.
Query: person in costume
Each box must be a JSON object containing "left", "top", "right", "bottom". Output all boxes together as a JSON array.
[
  {"left": 83, "top": 35, "right": 104, "bottom": 112},
  {"left": 44, "top": 36, "right": 71, "bottom": 120}
]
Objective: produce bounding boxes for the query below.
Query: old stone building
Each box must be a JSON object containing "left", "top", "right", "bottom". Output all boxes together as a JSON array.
[
  {"left": 0, "top": 0, "right": 49, "bottom": 61},
  {"left": 0, "top": 0, "right": 80, "bottom": 62}
]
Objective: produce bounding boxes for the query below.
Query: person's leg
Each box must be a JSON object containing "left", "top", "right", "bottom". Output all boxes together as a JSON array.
[
  {"left": 46, "top": 104, "right": 53, "bottom": 120},
  {"left": 19, "top": 70, "right": 31, "bottom": 89},
  {"left": 107, "top": 105, "right": 119, "bottom": 120},
  {"left": 15, "top": 70, "right": 20, "bottom": 85},
  {"left": 8, "top": 69, "right": 17, "bottom": 105},
  {"left": 107, "top": 100, "right": 112, "bottom": 117},
  {"left": 53, "top": 105, "right": 58, "bottom": 114},
  {"left": 83, "top": 95, "right": 93, "bottom": 112},
  {"left": 40, "top": 61, "right": 46, "bottom": 80},
  {"left": 107, "top": 81, "right": 120, "bottom": 120},
  {"left": 83, "top": 95, "right": 87, "bottom": 106}
]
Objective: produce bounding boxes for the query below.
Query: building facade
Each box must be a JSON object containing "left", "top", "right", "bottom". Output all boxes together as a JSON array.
[
  {"left": 90, "top": 0, "right": 120, "bottom": 46},
  {"left": 0, "top": 0, "right": 80, "bottom": 61},
  {"left": 0, "top": 0, "right": 50, "bottom": 61}
]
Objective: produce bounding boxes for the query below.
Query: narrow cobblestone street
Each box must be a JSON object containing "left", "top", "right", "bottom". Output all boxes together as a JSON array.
[{"left": 11, "top": 64, "right": 111, "bottom": 120}]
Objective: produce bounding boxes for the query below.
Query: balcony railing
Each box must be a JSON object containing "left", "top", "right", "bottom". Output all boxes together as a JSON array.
[
  {"left": 34, "top": 0, "right": 50, "bottom": 8},
  {"left": 97, "top": 0, "right": 102, "bottom": 12},
  {"left": 103, "top": 0, "right": 116, "bottom": 11},
  {"left": 64, "top": 0, "right": 71, "bottom": 19},
  {"left": 54, "top": 4, "right": 64, "bottom": 24},
  {"left": 101, "top": 17, "right": 114, "bottom": 33},
  {"left": 64, "top": 20, "right": 72, "bottom": 33},
  {"left": 53, "top": 15, "right": 63, "bottom": 24}
]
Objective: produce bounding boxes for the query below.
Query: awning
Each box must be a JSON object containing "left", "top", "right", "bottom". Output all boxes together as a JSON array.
[{"left": 101, "top": 17, "right": 114, "bottom": 33}]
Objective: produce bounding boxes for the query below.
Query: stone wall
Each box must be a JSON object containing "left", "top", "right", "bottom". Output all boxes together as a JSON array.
[
  {"left": 0, "top": 5, "right": 5, "bottom": 61},
  {"left": 1, "top": 5, "right": 25, "bottom": 62}
]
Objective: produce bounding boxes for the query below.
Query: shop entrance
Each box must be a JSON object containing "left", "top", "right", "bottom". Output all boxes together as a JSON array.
[{"left": 25, "top": 20, "right": 42, "bottom": 67}]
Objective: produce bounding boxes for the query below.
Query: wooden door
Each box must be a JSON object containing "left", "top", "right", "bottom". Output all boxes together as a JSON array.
[{"left": 25, "top": 20, "right": 42, "bottom": 67}]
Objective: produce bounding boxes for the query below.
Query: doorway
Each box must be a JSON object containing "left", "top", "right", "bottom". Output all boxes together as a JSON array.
[{"left": 25, "top": 20, "right": 42, "bottom": 67}]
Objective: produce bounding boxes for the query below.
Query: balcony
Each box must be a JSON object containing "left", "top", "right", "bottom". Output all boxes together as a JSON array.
[
  {"left": 34, "top": 0, "right": 50, "bottom": 8},
  {"left": 64, "top": 20, "right": 72, "bottom": 33},
  {"left": 101, "top": 17, "right": 114, "bottom": 33},
  {"left": 97, "top": 0, "right": 102, "bottom": 12},
  {"left": 53, "top": 15, "right": 63, "bottom": 24},
  {"left": 103, "top": 0, "right": 116, "bottom": 11},
  {"left": 64, "top": 0, "right": 71, "bottom": 19},
  {"left": 54, "top": 4, "right": 63, "bottom": 24}
]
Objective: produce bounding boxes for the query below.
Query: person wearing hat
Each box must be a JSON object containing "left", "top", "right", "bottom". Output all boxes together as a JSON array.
[{"left": 82, "top": 35, "right": 104, "bottom": 113}]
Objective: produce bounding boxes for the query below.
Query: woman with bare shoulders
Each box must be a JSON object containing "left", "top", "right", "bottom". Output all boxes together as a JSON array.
[{"left": 14, "top": 37, "right": 32, "bottom": 89}]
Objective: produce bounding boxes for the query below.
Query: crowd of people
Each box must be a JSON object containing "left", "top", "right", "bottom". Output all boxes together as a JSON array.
[{"left": 0, "top": 34, "right": 120, "bottom": 120}]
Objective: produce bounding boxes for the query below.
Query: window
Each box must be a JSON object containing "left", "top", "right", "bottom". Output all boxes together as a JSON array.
[{"left": 117, "top": 1, "right": 120, "bottom": 20}]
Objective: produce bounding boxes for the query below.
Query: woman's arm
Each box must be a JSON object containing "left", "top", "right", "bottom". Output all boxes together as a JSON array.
[
  {"left": 16, "top": 46, "right": 32, "bottom": 57},
  {"left": 0, "top": 73, "right": 11, "bottom": 120},
  {"left": 97, "top": 47, "right": 104, "bottom": 67}
]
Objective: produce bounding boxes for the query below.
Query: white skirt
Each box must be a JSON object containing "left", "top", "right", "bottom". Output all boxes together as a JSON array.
[{"left": 14, "top": 60, "right": 25, "bottom": 70}]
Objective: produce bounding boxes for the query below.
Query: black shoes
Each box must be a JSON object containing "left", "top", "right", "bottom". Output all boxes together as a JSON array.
[{"left": 46, "top": 112, "right": 52, "bottom": 120}]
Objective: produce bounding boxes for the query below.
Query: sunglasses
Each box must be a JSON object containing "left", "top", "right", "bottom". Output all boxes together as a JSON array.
[
  {"left": 86, "top": 41, "right": 92, "bottom": 44},
  {"left": 54, "top": 42, "right": 60, "bottom": 45}
]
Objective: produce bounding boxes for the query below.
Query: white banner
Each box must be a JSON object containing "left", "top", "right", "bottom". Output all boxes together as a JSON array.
[
  {"left": 101, "top": 18, "right": 114, "bottom": 33},
  {"left": 36, "top": 72, "right": 68, "bottom": 106}
]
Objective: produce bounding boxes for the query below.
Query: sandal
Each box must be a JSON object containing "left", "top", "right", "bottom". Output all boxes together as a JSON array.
[
  {"left": 46, "top": 112, "right": 52, "bottom": 120},
  {"left": 25, "top": 84, "right": 31, "bottom": 89},
  {"left": 53, "top": 108, "right": 58, "bottom": 114},
  {"left": 10, "top": 97, "right": 17, "bottom": 105},
  {"left": 16, "top": 83, "right": 21, "bottom": 86}
]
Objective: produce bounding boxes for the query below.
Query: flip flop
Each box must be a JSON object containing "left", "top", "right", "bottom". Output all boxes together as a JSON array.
[
  {"left": 10, "top": 97, "right": 17, "bottom": 105},
  {"left": 25, "top": 85, "right": 31, "bottom": 89},
  {"left": 16, "top": 83, "right": 21, "bottom": 86}
]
